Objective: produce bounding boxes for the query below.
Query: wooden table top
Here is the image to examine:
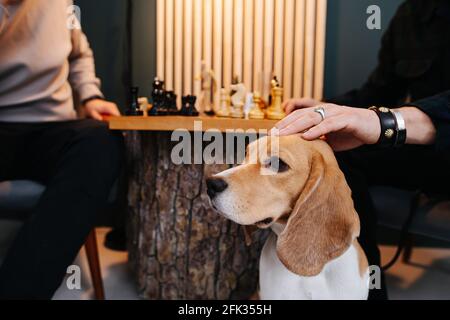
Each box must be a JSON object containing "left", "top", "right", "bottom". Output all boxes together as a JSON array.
[{"left": 108, "top": 115, "right": 279, "bottom": 132}]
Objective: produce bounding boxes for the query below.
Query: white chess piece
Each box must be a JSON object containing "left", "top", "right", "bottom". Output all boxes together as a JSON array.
[
  {"left": 195, "top": 61, "right": 217, "bottom": 114},
  {"left": 138, "top": 97, "right": 149, "bottom": 116},
  {"left": 230, "top": 83, "right": 246, "bottom": 119},
  {"left": 216, "top": 88, "right": 231, "bottom": 118},
  {"left": 244, "top": 93, "right": 254, "bottom": 119}
]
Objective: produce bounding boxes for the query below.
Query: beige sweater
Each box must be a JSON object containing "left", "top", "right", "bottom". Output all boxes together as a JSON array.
[{"left": 0, "top": 0, "right": 103, "bottom": 122}]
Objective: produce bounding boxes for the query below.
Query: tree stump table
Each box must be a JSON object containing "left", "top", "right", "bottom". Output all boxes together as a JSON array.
[{"left": 109, "top": 116, "right": 277, "bottom": 300}]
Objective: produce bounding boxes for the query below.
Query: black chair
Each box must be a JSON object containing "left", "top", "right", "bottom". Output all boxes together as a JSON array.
[
  {"left": 0, "top": 180, "right": 105, "bottom": 300},
  {"left": 371, "top": 186, "right": 450, "bottom": 269}
]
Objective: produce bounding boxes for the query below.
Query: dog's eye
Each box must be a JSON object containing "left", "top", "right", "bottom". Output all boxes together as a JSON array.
[{"left": 264, "top": 156, "right": 290, "bottom": 173}]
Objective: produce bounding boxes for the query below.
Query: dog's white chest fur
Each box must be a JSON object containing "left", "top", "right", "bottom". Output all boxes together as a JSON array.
[{"left": 260, "top": 225, "right": 369, "bottom": 300}]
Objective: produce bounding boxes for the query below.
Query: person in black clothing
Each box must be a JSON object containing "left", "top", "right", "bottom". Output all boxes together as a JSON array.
[{"left": 275, "top": 0, "right": 450, "bottom": 300}]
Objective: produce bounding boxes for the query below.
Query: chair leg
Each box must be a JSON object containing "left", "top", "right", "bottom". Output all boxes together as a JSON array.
[
  {"left": 84, "top": 229, "right": 105, "bottom": 300},
  {"left": 402, "top": 234, "right": 414, "bottom": 264}
]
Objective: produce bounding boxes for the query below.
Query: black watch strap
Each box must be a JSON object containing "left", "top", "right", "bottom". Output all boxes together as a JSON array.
[{"left": 369, "top": 106, "right": 397, "bottom": 148}]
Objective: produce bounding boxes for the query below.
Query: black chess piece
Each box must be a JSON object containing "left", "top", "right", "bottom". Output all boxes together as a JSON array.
[
  {"left": 180, "top": 95, "right": 199, "bottom": 117},
  {"left": 149, "top": 77, "right": 165, "bottom": 116},
  {"left": 126, "top": 87, "right": 143, "bottom": 116},
  {"left": 156, "top": 90, "right": 169, "bottom": 116},
  {"left": 165, "top": 91, "right": 179, "bottom": 116}
]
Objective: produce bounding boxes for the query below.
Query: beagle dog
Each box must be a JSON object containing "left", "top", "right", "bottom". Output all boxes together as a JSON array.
[{"left": 206, "top": 135, "right": 369, "bottom": 300}]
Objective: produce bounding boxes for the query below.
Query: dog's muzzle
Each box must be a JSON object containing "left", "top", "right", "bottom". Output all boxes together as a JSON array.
[{"left": 206, "top": 177, "right": 228, "bottom": 199}]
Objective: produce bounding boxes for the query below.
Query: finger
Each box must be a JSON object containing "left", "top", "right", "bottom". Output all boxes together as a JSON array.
[
  {"left": 99, "top": 103, "right": 121, "bottom": 116},
  {"left": 275, "top": 105, "right": 338, "bottom": 134},
  {"left": 88, "top": 110, "right": 103, "bottom": 121},
  {"left": 107, "top": 105, "right": 121, "bottom": 116},
  {"left": 302, "top": 116, "right": 348, "bottom": 140},
  {"left": 277, "top": 111, "right": 325, "bottom": 136},
  {"left": 282, "top": 100, "right": 298, "bottom": 114},
  {"left": 274, "top": 108, "right": 313, "bottom": 133},
  {"left": 282, "top": 98, "right": 316, "bottom": 114},
  {"left": 285, "top": 103, "right": 299, "bottom": 115}
]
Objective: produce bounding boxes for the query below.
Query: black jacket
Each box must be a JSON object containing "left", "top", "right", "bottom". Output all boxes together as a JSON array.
[{"left": 329, "top": 0, "right": 450, "bottom": 150}]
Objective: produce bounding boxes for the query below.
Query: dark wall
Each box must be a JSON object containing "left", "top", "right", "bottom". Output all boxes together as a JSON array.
[
  {"left": 75, "top": 0, "right": 156, "bottom": 111},
  {"left": 324, "top": 0, "right": 403, "bottom": 98},
  {"left": 74, "top": 0, "right": 129, "bottom": 110},
  {"left": 131, "top": 0, "right": 157, "bottom": 99}
]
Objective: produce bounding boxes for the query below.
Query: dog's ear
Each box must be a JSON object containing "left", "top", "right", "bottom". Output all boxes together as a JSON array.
[
  {"left": 243, "top": 225, "right": 258, "bottom": 246},
  {"left": 276, "top": 149, "right": 360, "bottom": 277}
]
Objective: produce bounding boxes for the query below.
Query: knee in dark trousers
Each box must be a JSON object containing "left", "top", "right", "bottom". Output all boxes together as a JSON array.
[{"left": 0, "top": 119, "right": 124, "bottom": 299}]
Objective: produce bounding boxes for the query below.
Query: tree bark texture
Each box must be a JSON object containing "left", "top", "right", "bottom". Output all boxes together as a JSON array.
[{"left": 126, "top": 132, "right": 268, "bottom": 300}]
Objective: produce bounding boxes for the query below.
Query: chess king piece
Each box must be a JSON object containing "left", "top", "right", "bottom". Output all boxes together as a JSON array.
[
  {"left": 126, "top": 87, "right": 144, "bottom": 116},
  {"left": 249, "top": 92, "right": 265, "bottom": 120},
  {"left": 266, "top": 86, "right": 285, "bottom": 120},
  {"left": 230, "top": 83, "right": 246, "bottom": 119},
  {"left": 180, "top": 95, "right": 199, "bottom": 117},
  {"left": 195, "top": 61, "right": 217, "bottom": 115},
  {"left": 216, "top": 88, "right": 231, "bottom": 118},
  {"left": 149, "top": 77, "right": 165, "bottom": 116}
]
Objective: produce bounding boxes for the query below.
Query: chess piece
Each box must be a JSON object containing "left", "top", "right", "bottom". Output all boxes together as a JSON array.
[
  {"left": 149, "top": 77, "right": 165, "bottom": 116},
  {"left": 268, "top": 75, "right": 281, "bottom": 106},
  {"left": 195, "top": 61, "right": 217, "bottom": 115},
  {"left": 249, "top": 92, "right": 265, "bottom": 120},
  {"left": 165, "top": 91, "right": 179, "bottom": 116},
  {"left": 266, "top": 86, "right": 285, "bottom": 120},
  {"left": 271, "top": 76, "right": 280, "bottom": 90},
  {"left": 138, "top": 97, "right": 149, "bottom": 116},
  {"left": 230, "top": 83, "right": 246, "bottom": 119},
  {"left": 244, "top": 93, "right": 254, "bottom": 119},
  {"left": 180, "top": 95, "right": 199, "bottom": 117},
  {"left": 126, "top": 87, "right": 144, "bottom": 116},
  {"left": 216, "top": 88, "right": 231, "bottom": 118}
]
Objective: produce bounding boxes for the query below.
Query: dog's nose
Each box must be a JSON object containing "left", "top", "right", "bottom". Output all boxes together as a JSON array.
[{"left": 206, "top": 178, "right": 228, "bottom": 198}]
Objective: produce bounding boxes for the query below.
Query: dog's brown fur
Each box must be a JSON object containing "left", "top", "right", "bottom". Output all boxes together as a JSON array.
[{"left": 214, "top": 135, "right": 363, "bottom": 276}]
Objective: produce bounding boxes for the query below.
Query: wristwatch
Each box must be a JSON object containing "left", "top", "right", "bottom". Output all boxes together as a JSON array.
[
  {"left": 369, "top": 106, "right": 397, "bottom": 148},
  {"left": 392, "top": 110, "right": 407, "bottom": 147}
]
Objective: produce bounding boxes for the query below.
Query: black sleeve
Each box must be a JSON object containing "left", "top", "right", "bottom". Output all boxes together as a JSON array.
[
  {"left": 407, "top": 91, "right": 450, "bottom": 151},
  {"left": 327, "top": 6, "right": 408, "bottom": 108}
]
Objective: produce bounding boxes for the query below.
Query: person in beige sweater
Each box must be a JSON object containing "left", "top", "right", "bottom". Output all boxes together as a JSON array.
[{"left": 0, "top": 0, "right": 123, "bottom": 299}]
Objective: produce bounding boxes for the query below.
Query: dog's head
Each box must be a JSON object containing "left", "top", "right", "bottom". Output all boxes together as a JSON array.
[{"left": 206, "top": 135, "right": 360, "bottom": 276}]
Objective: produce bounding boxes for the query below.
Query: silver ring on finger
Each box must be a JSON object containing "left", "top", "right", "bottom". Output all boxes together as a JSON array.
[{"left": 314, "top": 107, "right": 326, "bottom": 123}]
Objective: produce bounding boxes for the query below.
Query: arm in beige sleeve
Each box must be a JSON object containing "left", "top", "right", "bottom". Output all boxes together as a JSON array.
[{"left": 68, "top": 26, "right": 104, "bottom": 103}]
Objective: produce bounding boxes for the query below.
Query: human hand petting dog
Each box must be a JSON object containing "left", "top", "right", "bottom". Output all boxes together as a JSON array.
[
  {"left": 273, "top": 98, "right": 436, "bottom": 151},
  {"left": 83, "top": 98, "right": 121, "bottom": 121},
  {"left": 273, "top": 98, "right": 381, "bottom": 152}
]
